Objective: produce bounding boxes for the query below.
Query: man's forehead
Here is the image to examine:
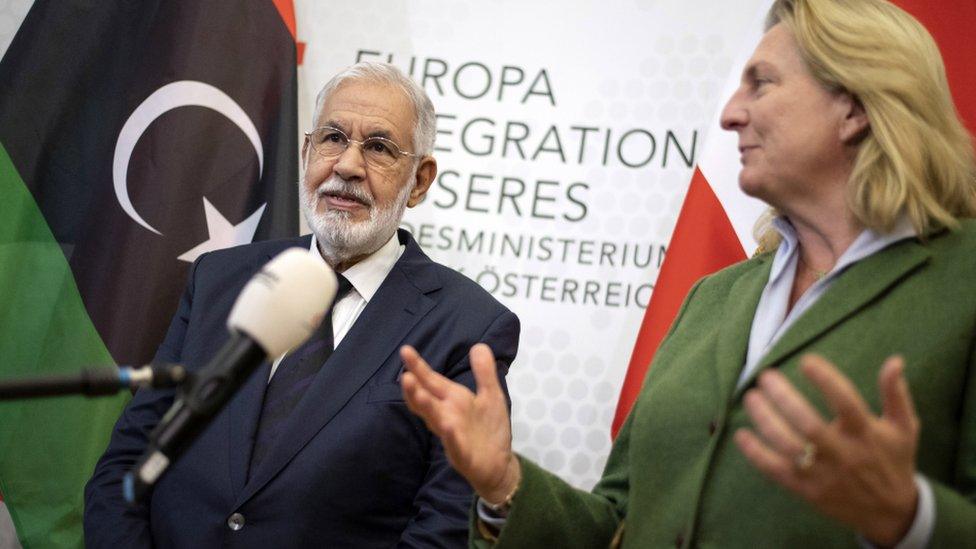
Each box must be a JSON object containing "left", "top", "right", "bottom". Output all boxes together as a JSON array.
[
  {"left": 318, "top": 80, "right": 415, "bottom": 137},
  {"left": 322, "top": 116, "right": 397, "bottom": 139}
]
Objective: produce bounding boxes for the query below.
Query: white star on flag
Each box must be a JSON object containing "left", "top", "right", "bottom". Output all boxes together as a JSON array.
[{"left": 178, "top": 197, "right": 266, "bottom": 263}]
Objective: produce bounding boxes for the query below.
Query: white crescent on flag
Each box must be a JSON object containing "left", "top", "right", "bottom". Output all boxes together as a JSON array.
[{"left": 112, "top": 80, "right": 265, "bottom": 236}]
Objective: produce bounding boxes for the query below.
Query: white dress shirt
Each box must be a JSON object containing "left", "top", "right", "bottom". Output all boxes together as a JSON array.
[
  {"left": 739, "top": 215, "right": 917, "bottom": 387},
  {"left": 269, "top": 232, "right": 404, "bottom": 378}
]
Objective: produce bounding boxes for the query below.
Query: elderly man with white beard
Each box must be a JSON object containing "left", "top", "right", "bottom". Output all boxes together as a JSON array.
[{"left": 85, "top": 62, "right": 521, "bottom": 549}]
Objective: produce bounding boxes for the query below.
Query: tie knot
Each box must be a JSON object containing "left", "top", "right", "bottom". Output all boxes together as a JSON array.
[{"left": 335, "top": 273, "right": 353, "bottom": 302}]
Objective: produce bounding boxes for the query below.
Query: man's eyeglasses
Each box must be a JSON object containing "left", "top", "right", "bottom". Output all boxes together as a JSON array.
[{"left": 305, "top": 126, "right": 419, "bottom": 168}]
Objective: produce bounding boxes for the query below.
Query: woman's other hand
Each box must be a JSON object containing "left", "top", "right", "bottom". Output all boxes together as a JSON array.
[{"left": 735, "top": 354, "right": 920, "bottom": 546}]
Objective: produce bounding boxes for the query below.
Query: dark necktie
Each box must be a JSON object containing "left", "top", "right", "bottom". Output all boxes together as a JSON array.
[{"left": 248, "top": 273, "right": 353, "bottom": 478}]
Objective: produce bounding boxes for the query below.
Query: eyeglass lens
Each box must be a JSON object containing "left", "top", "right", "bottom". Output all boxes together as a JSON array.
[{"left": 308, "top": 128, "right": 402, "bottom": 167}]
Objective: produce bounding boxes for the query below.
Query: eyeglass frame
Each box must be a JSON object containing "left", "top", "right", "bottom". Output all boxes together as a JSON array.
[{"left": 303, "top": 125, "right": 421, "bottom": 167}]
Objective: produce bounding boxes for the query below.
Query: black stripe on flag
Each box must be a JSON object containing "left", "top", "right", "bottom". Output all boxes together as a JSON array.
[{"left": 0, "top": 0, "right": 299, "bottom": 364}]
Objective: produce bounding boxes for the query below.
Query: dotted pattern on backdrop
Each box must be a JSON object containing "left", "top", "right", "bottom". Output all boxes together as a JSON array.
[
  {"left": 504, "top": 31, "right": 734, "bottom": 490},
  {"left": 296, "top": 0, "right": 748, "bottom": 491}
]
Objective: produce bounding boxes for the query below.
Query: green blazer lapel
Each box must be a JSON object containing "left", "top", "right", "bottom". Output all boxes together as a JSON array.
[
  {"left": 735, "top": 238, "right": 931, "bottom": 398},
  {"left": 713, "top": 257, "right": 772, "bottom": 403}
]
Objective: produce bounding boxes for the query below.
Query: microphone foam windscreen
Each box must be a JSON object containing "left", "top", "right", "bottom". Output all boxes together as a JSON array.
[{"left": 227, "top": 248, "right": 337, "bottom": 357}]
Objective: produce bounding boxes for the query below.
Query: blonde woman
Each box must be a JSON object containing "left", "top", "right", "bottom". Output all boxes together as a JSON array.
[{"left": 401, "top": 0, "right": 976, "bottom": 546}]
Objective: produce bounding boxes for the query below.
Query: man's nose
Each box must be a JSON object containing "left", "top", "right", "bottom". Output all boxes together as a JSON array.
[{"left": 332, "top": 143, "right": 367, "bottom": 181}]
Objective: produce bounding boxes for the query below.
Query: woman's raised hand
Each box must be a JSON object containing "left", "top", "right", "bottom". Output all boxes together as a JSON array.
[{"left": 400, "top": 344, "right": 521, "bottom": 504}]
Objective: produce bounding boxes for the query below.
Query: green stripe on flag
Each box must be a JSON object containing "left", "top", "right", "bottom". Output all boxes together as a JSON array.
[{"left": 0, "top": 142, "right": 129, "bottom": 549}]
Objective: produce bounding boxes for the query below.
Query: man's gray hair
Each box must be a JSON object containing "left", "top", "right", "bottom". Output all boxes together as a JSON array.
[{"left": 312, "top": 61, "right": 436, "bottom": 157}]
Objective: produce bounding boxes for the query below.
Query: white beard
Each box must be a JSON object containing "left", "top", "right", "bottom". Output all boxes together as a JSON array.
[{"left": 300, "top": 174, "right": 412, "bottom": 266}]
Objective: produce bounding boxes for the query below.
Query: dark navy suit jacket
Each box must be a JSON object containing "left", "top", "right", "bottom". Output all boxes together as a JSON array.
[{"left": 84, "top": 230, "right": 520, "bottom": 548}]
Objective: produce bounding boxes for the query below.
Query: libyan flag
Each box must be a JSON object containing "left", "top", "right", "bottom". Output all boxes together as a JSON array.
[{"left": 0, "top": 1, "right": 300, "bottom": 546}]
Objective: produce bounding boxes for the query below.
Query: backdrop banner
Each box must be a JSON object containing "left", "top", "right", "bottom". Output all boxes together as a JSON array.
[{"left": 297, "top": 0, "right": 767, "bottom": 489}]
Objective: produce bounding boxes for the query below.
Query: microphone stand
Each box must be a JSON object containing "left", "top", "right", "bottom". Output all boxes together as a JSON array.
[{"left": 0, "top": 363, "right": 190, "bottom": 400}]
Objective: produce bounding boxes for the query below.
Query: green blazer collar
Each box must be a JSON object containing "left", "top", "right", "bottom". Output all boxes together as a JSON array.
[
  {"left": 712, "top": 255, "right": 771, "bottom": 404},
  {"left": 729, "top": 237, "right": 931, "bottom": 400}
]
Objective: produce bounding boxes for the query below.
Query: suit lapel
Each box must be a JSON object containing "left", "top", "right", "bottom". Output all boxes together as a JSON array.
[
  {"left": 225, "top": 238, "right": 311, "bottom": 495},
  {"left": 227, "top": 361, "right": 271, "bottom": 493},
  {"left": 733, "top": 238, "right": 930, "bottom": 398},
  {"left": 235, "top": 234, "right": 439, "bottom": 506},
  {"left": 712, "top": 258, "right": 770, "bottom": 403}
]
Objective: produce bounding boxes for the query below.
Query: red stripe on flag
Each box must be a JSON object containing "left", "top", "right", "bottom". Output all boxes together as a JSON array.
[
  {"left": 612, "top": 168, "right": 745, "bottom": 437},
  {"left": 272, "top": 0, "right": 305, "bottom": 65}
]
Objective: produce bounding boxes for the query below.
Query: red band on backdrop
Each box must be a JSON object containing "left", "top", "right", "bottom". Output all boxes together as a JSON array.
[
  {"left": 612, "top": 169, "right": 744, "bottom": 436},
  {"left": 894, "top": 1, "right": 976, "bottom": 134}
]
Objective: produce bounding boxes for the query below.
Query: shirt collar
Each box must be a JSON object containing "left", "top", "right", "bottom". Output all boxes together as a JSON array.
[
  {"left": 308, "top": 232, "right": 405, "bottom": 302},
  {"left": 770, "top": 214, "right": 917, "bottom": 283},
  {"left": 768, "top": 216, "right": 800, "bottom": 284}
]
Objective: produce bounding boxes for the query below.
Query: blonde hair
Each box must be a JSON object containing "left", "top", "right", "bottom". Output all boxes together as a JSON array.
[{"left": 755, "top": 0, "right": 976, "bottom": 252}]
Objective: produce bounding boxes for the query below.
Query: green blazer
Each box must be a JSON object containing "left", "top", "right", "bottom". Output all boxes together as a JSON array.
[{"left": 476, "top": 221, "right": 976, "bottom": 548}]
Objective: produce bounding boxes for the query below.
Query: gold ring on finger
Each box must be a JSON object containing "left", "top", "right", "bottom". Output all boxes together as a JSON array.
[{"left": 795, "top": 442, "right": 817, "bottom": 472}]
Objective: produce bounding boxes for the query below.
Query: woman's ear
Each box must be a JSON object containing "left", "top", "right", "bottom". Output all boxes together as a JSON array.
[{"left": 839, "top": 93, "right": 869, "bottom": 144}]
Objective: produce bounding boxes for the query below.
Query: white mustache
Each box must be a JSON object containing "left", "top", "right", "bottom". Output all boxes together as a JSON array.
[{"left": 314, "top": 176, "right": 374, "bottom": 207}]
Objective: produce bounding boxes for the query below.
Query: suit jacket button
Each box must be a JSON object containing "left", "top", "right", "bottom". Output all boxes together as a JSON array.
[
  {"left": 708, "top": 420, "right": 717, "bottom": 435},
  {"left": 674, "top": 533, "right": 685, "bottom": 547},
  {"left": 227, "top": 512, "right": 245, "bottom": 531}
]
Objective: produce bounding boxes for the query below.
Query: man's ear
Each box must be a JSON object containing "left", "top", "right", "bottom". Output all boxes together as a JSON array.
[
  {"left": 301, "top": 135, "right": 310, "bottom": 168},
  {"left": 407, "top": 156, "right": 437, "bottom": 207},
  {"left": 839, "top": 93, "right": 869, "bottom": 144}
]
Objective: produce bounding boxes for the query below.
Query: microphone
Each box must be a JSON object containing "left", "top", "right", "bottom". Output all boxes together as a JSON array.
[
  {"left": 0, "top": 363, "right": 188, "bottom": 400},
  {"left": 124, "top": 248, "right": 337, "bottom": 504}
]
